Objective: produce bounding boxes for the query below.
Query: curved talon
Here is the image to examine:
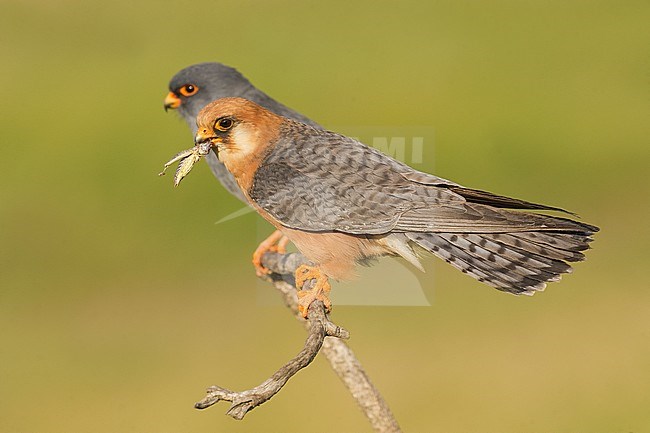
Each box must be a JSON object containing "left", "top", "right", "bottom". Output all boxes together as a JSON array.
[
  {"left": 294, "top": 264, "right": 332, "bottom": 318},
  {"left": 252, "top": 230, "right": 287, "bottom": 276}
]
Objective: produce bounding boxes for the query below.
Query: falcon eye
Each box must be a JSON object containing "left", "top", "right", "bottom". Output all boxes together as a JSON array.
[
  {"left": 179, "top": 84, "right": 199, "bottom": 97},
  {"left": 215, "top": 118, "right": 234, "bottom": 131}
]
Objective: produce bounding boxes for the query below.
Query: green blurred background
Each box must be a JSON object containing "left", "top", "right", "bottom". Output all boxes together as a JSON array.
[{"left": 1, "top": 0, "right": 649, "bottom": 431}]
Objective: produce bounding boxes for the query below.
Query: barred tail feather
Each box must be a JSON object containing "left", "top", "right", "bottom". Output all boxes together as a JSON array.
[{"left": 406, "top": 229, "right": 595, "bottom": 295}]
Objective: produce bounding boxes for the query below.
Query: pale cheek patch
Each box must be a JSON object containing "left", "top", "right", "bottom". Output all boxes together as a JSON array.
[
  {"left": 229, "top": 126, "right": 257, "bottom": 159},
  {"left": 218, "top": 126, "right": 254, "bottom": 169}
]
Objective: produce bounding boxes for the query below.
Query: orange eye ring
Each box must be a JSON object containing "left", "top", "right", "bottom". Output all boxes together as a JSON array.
[
  {"left": 179, "top": 84, "right": 199, "bottom": 97},
  {"left": 215, "top": 118, "right": 234, "bottom": 131}
]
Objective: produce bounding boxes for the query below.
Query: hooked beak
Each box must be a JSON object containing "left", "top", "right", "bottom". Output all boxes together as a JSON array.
[
  {"left": 164, "top": 92, "right": 181, "bottom": 111},
  {"left": 195, "top": 128, "right": 221, "bottom": 157},
  {"left": 194, "top": 127, "right": 213, "bottom": 145}
]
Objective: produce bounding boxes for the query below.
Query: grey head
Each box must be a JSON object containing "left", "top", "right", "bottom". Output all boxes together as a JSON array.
[
  {"left": 166, "top": 62, "right": 319, "bottom": 134},
  {"left": 164, "top": 62, "right": 321, "bottom": 202}
]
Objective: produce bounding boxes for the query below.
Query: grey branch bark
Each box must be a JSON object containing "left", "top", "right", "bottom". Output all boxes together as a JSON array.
[{"left": 195, "top": 251, "right": 401, "bottom": 433}]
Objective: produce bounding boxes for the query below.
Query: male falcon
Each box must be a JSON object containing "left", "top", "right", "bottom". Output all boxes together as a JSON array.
[
  {"left": 164, "top": 63, "right": 320, "bottom": 274},
  {"left": 184, "top": 97, "right": 598, "bottom": 317}
]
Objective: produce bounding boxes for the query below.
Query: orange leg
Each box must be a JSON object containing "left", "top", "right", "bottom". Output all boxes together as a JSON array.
[
  {"left": 276, "top": 235, "right": 290, "bottom": 254},
  {"left": 294, "top": 264, "right": 332, "bottom": 318},
  {"left": 252, "top": 230, "right": 289, "bottom": 277}
]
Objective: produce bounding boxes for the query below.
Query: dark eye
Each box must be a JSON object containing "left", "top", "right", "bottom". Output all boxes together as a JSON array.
[
  {"left": 215, "top": 118, "right": 234, "bottom": 131},
  {"left": 179, "top": 84, "right": 199, "bottom": 97}
]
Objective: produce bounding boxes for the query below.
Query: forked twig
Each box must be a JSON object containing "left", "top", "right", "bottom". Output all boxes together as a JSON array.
[
  {"left": 194, "top": 298, "right": 348, "bottom": 419},
  {"left": 194, "top": 252, "right": 402, "bottom": 433}
]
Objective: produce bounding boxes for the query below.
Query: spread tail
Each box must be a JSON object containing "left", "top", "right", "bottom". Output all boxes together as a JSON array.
[{"left": 406, "top": 220, "right": 597, "bottom": 294}]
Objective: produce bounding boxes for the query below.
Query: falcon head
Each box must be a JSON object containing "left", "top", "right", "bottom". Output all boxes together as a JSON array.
[
  {"left": 193, "top": 98, "right": 282, "bottom": 176},
  {"left": 164, "top": 63, "right": 255, "bottom": 122}
]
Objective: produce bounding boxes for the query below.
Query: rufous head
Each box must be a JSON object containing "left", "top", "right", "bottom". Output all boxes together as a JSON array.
[{"left": 194, "top": 97, "right": 282, "bottom": 165}]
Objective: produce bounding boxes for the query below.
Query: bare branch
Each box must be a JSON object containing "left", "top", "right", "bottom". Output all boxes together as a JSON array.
[
  {"left": 194, "top": 296, "right": 348, "bottom": 419},
  {"left": 195, "top": 251, "right": 401, "bottom": 433}
]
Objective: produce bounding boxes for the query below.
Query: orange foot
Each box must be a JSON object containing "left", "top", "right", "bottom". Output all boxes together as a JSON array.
[
  {"left": 252, "top": 230, "right": 290, "bottom": 277},
  {"left": 294, "top": 265, "right": 332, "bottom": 318}
]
